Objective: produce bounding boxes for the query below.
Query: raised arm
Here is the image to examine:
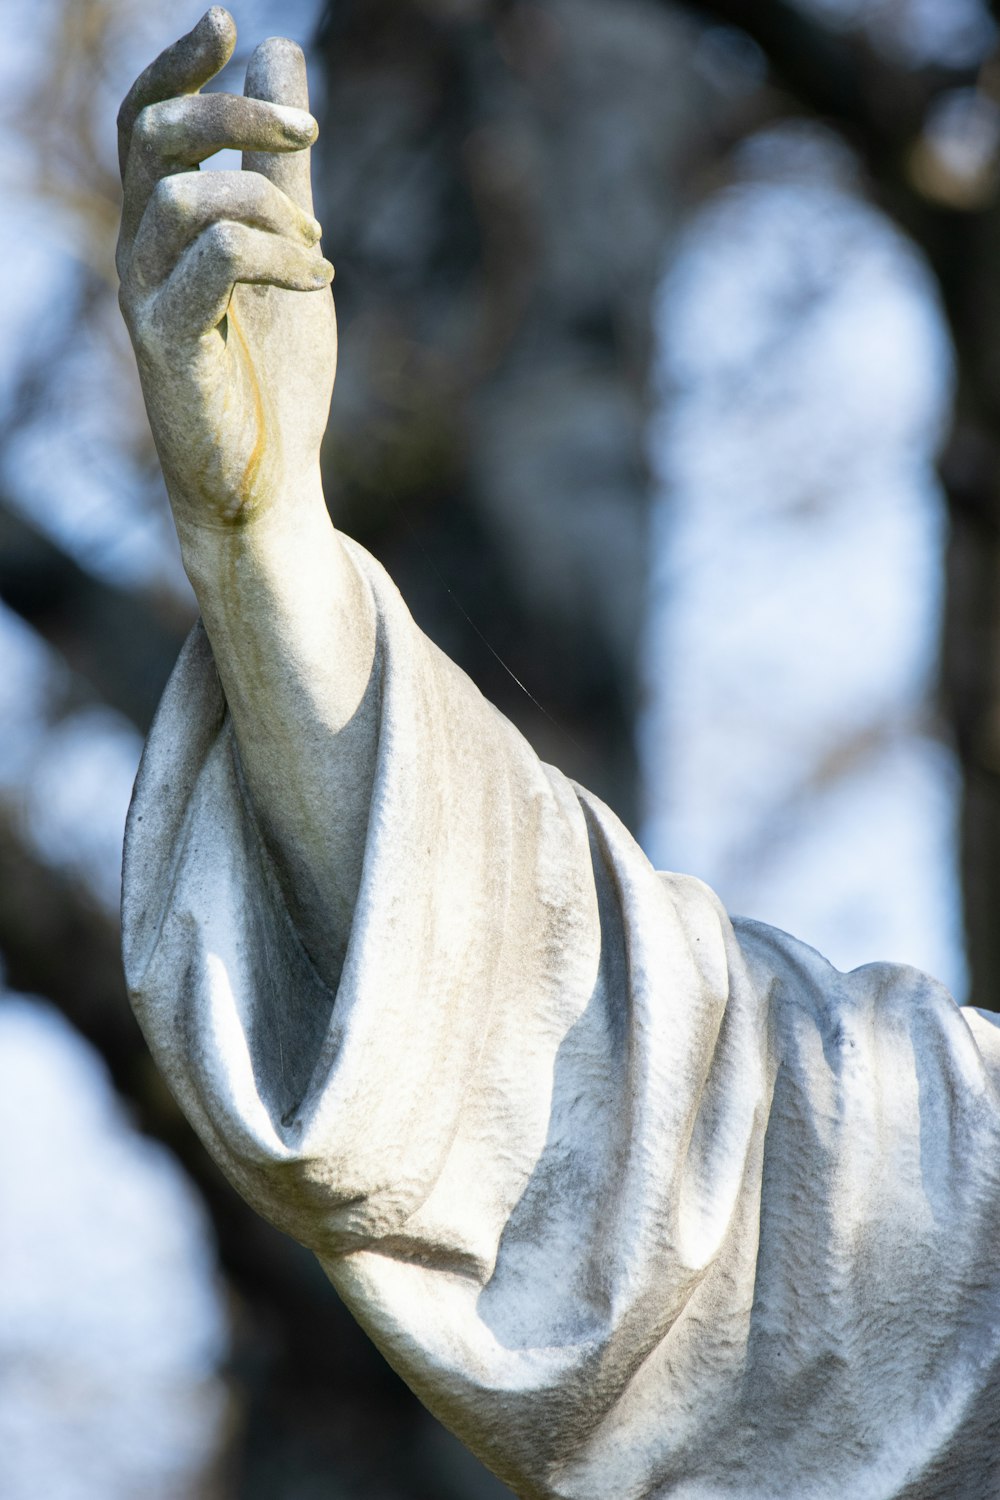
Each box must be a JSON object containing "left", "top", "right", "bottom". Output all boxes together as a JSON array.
[{"left": 117, "top": 9, "right": 378, "bottom": 981}]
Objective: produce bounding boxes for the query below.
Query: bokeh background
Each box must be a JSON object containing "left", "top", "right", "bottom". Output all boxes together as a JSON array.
[{"left": 2, "top": 0, "right": 999, "bottom": 1493}]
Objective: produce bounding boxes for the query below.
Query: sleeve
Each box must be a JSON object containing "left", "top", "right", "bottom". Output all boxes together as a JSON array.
[{"left": 122, "top": 540, "right": 1000, "bottom": 1500}]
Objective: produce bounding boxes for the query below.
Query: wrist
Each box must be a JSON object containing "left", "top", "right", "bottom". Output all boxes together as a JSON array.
[{"left": 175, "top": 468, "right": 333, "bottom": 593}]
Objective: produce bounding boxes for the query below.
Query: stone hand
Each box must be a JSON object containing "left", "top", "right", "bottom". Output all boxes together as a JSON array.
[{"left": 117, "top": 7, "right": 336, "bottom": 533}]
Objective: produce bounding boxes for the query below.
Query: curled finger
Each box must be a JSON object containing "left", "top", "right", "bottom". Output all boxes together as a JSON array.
[
  {"left": 130, "top": 171, "right": 322, "bottom": 288},
  {"left": 150, "top": 220, "right": 333, "bottom": 340},
  {"left": 121, "top": 93, "right": 316, "bottom": 249},
  {"left": 117, "top": 7, "right": 236, "bottom": 178}
]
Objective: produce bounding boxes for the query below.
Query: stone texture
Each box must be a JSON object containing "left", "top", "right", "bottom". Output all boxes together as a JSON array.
[{"left": 125, "top": 545, "right": 1000, "bottom": 1498}]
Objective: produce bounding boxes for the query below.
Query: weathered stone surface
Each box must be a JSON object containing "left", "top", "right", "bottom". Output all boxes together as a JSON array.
[{"left": 119, "top": 12, "right": 1000, "bottom": 1497}]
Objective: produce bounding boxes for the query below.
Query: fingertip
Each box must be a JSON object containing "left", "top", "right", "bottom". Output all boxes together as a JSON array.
[
  {"left": 245, "top": 35, "right": 309, "bottom": 111},
  {"left": 201, "top": 7, "right": 237, "bottom": 44},
  {"left": 191, "top": 7, "right": 237, "bottom": 73},
  {"left": 283, "top": 105, "right": 318, "bottom": 141},
  {"left": 203, "top": 6, "right": 235, "bottom": 30},
  {"left": 255, "top": 35, "right": 306, "bottom": 66}
]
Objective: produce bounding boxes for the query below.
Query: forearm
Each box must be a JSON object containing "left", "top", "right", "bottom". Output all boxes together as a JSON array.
[
  {"left": 118, "top": 16, "right": 372, "bottom": 984},
  {"left": 178, "top": 474, "right": 379, "bottom": 983}
]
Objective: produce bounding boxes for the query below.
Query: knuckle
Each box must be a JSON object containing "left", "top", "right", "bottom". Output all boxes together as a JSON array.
[
  {"left": 143, "top": 304, "right": 172, "bottom": 357},
  {"left": 207, "top": 219, "right": 234, "bottom": 251},
  {"left": 131, "top": 102, "right": 159, "bottom": 151},
  {"left": 151, "top": 173, "right": 189, "bottom": 225},
  {"left": 203, "top": 219, "right": 243, "bottom": 269},
  {"left": 120, "top": 289, "right": 160, "bottom": 351},
  {"left": 133, "top": 98, "right": 186, "bottom": 156}
]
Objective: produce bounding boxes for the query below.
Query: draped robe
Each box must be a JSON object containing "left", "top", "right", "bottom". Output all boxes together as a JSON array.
[{"left": 122, "top": 541, "right": 1000, "bottom": 1499}]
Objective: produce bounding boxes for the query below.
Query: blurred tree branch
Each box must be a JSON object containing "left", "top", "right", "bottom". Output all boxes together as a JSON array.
[
  {"left": 681, "top": 0, "right": 1000, "bottom": 1007},
  {"left": 682, "top": 0, "right": 981, "bottom": 162},
  {"left": 0, "top": 501, "right": 185, "bottom": 729},
  {"left": 0, "top": 787, "right": 462, "bottom": 1496}
]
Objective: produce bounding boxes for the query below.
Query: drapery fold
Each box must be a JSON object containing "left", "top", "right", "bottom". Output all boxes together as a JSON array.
[{"left": 124, "top": 541, "right": 1000, "bottom": 1499}]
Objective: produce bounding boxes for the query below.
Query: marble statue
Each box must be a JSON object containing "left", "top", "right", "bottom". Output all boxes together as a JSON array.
[{"left": 118, "top": 11, "right": 1000, "bottom": 1497}]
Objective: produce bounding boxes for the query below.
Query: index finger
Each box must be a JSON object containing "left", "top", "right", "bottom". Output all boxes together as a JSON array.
[{"left": 117, "top": 6, "right": 237, "bottom": 179}]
